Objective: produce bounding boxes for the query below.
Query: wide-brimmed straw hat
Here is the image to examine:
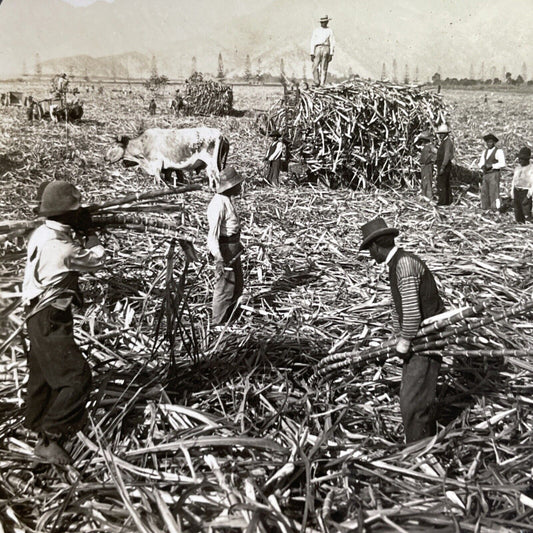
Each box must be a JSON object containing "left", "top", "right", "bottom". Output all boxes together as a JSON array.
[
  {"left": 518, "top": 147, "right": 531, "bottom": 159},
  {"left": 319, "top": 15, "right": 332, "bottom": 22},
  {"left": 217, "top": 166, "right": 245, "bottom": 194},
  {"left": 359, "top": 217, "right": 399, "bottom": 250},
  {"left": 39, "top": 181, "right": 81, "bottom": 217},
  {"left": 436, "top": 123, "right": 450, "bottom": 134},
  {"left": 483, "top": 133, "right": 499, "bottom": 143}
]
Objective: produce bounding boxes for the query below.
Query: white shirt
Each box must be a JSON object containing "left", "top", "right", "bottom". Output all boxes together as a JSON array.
[
  {"left": 512, "top": 163, "right": 533, "bottom": 190},
  {"left": 207, "top": 194, "right": 241, "bottom": 261},
  {"left": 22, "top": 220, "right": 105, "bottom": 304},
  {"left": 310, "top": 27, "right": 335, "bottom": 55},
  {"left": 478, "top": 147, "right": 506, "bottom": 170},
  {"left": 384, "top": 246, "right": 399, "bottom": 266}
]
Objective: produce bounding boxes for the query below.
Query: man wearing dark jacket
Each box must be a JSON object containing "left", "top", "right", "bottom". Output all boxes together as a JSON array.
[
  {"left": 360, "top": 217, "right": 445, "bottom": 443},
  {"left": 435, "top": 124, "right": 454, "bottom": 206}
]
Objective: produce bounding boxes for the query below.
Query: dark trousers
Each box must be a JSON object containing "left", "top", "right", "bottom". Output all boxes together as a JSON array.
[
  {"left": 25, "top": 306, "right": 91, "bottom": 438},
  {"left": 212, "top": 241, "right": 244, "bottom": 325},
  {"left": 265, "top": 159, "right": 281, "bottom": 186},
  {"left": 513, "top": 187, "right": 532, "bottom": 223},
  {"left": 421, "top": 166, "right": 433, "bottom": 199},
  {"left": 400, "top": 353, "right": 441, "bottom": 443},
  {"left": 436, "top": 166, "right": 452, "bottom": 205},
  {"left": 480, "top": 171, "right": 500, "bottom": 211}
]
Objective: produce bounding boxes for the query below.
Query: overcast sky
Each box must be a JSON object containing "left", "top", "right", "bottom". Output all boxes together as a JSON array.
[
  {"left": 0, "top": 0, "right": 273, "bottom": 75},
  {"left": 61, "top": 0, "right": 114, "bottom": 6},
  {"left": 0, "top": 0, "right": 531, "bottom": 79}
]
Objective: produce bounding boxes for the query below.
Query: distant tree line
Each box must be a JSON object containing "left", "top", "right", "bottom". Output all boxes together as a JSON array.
[
  {"left": 26, "top": 50, "right": 533, "bottom": 89},
  {"left": 431, "top": 71, "right": 532, "bottom": 87}
]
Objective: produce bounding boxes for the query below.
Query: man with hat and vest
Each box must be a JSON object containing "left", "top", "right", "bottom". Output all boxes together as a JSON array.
[
  {"left": 435, "top": 123, "right": 454, "bottom": 206},
  {"left": 263, "top": 130, "right": 285, "bottom": 186},
  {"left": 310, "top": 15, "right": 335, "bottom": 87},
  {"left": 477, "top": 133, "right": 506, "bottom": 214},
  {"left": 360, "top": 217, "right": 445, "bottom": 443},
  {"left": 510, "top": 146, "right": 533, "bottom": 223},
  {"left": 22, "top": 181, "right": 106, "bottom": 464},
  {"left": 207, "top": 167, "right": 245, "bottom": 325}
]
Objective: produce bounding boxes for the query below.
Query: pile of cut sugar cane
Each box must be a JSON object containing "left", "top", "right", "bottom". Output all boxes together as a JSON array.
[
  {"left": 315, "top": 297, "right": 533, "bottom": 381},
  {"left": 265, "top": 79, "right": 448, "bottom": 188},
  {"left": 184, "top": 78, "right": 233, "bottom": 116}
]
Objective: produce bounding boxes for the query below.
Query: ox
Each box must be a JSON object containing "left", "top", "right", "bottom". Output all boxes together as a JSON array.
[{"left": 105, "top": 127, "right": 229, "bottom": 189}]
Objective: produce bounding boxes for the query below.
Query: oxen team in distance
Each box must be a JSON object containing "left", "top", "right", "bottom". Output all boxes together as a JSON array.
[{"left": 105, "top": 126, "right": 230, "bottom": 190}]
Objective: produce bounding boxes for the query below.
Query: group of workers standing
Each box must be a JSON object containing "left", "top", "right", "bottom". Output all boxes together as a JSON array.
[
  {"left": 417, "top": 126, "right": 533, "bottom": 222},
  {"left": 17, "top": 18, "right": 533, "bottom": 464},
  {"left": 20, "top": 168, "right": 448, "bottom": 465},
  {"left": 21, "top": 119, "right": 533, "bottom": 465}
]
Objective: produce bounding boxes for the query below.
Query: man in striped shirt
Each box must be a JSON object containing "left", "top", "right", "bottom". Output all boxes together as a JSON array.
[{"left": 360, "top": 218, "right": 445, "bottom": 443}]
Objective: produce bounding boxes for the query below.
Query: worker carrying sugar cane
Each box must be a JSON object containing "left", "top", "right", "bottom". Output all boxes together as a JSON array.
[
  {"left": 22, "top": 181, "right": 106, "bottom": 465},
  {"left": 477, "top": 133, "right": 506, "bottom": 215},
  {"left": 435, "top": 123, "right": 454, "bottom": 206},
  {"left": 310, "top": 15, "right": 335, "bottom": 87},
  {"left": 416, "top": 130, "right": 437, "bottom": 200},
  {"left": 360, "top": 217, "right": 445, "bottom": 443},
  {"left": 207, "top": 167, "right": 245, "bottom": 325},
  {"left": 510, "top": 146, "right": 533, "bottom": 223},
  {"left": 263, "top": 130, "right": 284, "bottom": 186}
]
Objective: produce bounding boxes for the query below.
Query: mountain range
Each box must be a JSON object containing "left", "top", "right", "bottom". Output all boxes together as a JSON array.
[{"left": 1, "top": 0, "right": 532, "bottom": 81}]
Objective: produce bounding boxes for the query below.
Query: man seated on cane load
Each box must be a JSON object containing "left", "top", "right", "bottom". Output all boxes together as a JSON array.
[
  {"left": 22, "top": 181, "right": 106, "bottom": 464},
  {"left": 359, "top": 217, "right": 445, "bottom": 444},
  {"left": 207, "top": 167, "right": 245, "bottom": 326}
]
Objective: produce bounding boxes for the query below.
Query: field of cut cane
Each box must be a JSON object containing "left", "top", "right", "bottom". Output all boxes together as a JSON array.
[{"left": 1, "top": 82, "right": 533, "bottom": 532}]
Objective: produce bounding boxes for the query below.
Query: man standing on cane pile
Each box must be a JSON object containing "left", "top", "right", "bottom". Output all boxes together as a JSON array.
[
  {"left": 310, "top": 15, "right": 335, "bottom": 87},
  {"left": 207, "top": 167, "right": 245, "bottom": 326},
  {"left": 435, "top": 123, "right": 454, "bottom": 206},
  {"left": 477, "top": 133, "right": 506, "bottom": 216},
  {"left": 360, "top": 218, "right": 445, "bottom": 443},
  {"left": 22, "top": 181, "right": 106, "bottom": 464}
]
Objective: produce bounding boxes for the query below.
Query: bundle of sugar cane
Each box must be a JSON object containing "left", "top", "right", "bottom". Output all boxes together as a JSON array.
[
  {"left": 314, "top": 298, "right": 533, "bottom": 381},
  {"left": 91, "top": 213, "right": 192, "bottom": 238},
  {"left": 184, "top": 78, "right": 233, "bottom": 116},
  {"left": 264, "top": 78, "right": 447, "bottom": 189},
  {"left": 0, "top": 184, "right": 201, "bottom": 242}
]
